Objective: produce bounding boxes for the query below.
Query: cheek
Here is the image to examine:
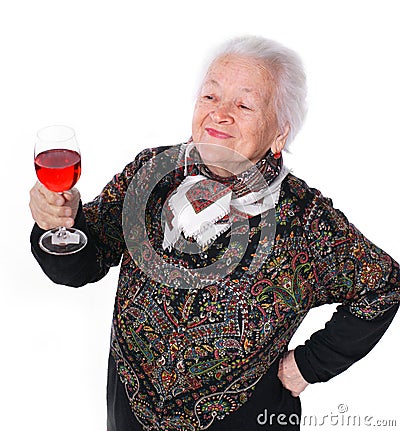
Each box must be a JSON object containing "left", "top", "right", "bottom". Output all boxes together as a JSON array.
[
  {"left": 245, "top": 119, "right": 274, "bottom": 157},
  {"left": 191, "top": 106, "right": 207, "bottom": 138},
  {"left": 256, "top": 115, "right": 276, "bottom": 141},
  {"left": 192, "top": 105, "right": 203, "bottom": 128},
  {"left": 244, "top": 118, "right": 268, "bottom": 142}
]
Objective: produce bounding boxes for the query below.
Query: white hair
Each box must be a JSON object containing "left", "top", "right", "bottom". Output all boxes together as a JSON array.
[{"left": 202, "top": 35, "right": 308, "bottom": 148}]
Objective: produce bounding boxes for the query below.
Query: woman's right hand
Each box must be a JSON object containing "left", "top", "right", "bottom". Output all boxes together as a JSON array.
[{"left": 29, "top": 182, "right": 81, "bottom": 230}]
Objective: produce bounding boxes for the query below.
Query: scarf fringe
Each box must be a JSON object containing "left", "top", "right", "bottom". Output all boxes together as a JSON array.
[{"left": 193, "top": 221, "right": 231, "bottom": 248}]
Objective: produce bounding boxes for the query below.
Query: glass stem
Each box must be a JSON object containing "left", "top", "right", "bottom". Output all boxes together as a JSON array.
[
  {"left": 57, "top": 226, "right": 69, "bottom": 239},
  {"left": 55, "top": 192, "right": 68, "bottom": 240}
]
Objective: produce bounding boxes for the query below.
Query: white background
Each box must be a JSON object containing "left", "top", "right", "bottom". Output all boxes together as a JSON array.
[{"left": 0, "top": 1, "right": 399, "bottom": 430}]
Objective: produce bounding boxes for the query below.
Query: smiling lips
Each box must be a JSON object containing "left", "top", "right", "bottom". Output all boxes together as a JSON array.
[{"left": 205, "top": 127, "right": 233, "bottom": 139}]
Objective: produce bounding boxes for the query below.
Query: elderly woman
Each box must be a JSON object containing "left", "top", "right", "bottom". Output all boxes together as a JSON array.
[{"left": 29, "top": 36, "right": 399, "bottom": 431}]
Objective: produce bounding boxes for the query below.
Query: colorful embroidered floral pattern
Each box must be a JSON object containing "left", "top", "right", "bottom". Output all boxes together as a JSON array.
[{"left": 83, "top": 144, "right": 400, "bottom": 431}]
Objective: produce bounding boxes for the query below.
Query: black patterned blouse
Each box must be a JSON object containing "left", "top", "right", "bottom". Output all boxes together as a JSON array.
[{"left": 31, "top": 144, "right": 399, "bottom": 431}]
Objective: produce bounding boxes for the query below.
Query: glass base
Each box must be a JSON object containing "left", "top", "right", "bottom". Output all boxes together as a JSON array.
[{"left": 39, "top": 227, "right": 87, "bottom": 255}]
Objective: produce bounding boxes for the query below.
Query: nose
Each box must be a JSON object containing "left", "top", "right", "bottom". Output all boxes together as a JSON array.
[{"left": 210, "top": 102, "right": 234, "bottom": 124}]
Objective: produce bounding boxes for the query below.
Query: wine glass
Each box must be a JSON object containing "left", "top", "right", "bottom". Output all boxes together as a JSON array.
[{"left": 34, "top": 125, "right": 87, "bottom": 255}]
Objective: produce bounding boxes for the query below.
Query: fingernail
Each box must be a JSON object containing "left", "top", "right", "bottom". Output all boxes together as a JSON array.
[{"left": 65, "top": 219, "right": 73, "bottom": 228}]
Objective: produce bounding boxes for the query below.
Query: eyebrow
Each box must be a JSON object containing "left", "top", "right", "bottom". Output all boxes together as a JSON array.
[{"left": 204, "top": 79, "right": 255, "bottom": 93}]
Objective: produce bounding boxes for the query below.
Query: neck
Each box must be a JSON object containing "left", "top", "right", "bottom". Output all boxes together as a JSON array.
[{"left": 203, "top": 160, "right": 254, "bottom": 178}]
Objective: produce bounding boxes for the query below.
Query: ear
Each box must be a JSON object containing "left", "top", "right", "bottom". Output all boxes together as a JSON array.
[{"left": 271, "top": 123, "right": 290, "bottom": 154}]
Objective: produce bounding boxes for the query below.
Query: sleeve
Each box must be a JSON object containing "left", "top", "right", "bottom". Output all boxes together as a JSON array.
[
  {"left": 294, "top": 303, "right": 398, "bottom": 383},
  {"left": 294, "top": 193, "right": 400, "bottom": 383},
  {"left": 30, "top": 147, "right": 160, "bottom": 288},
  {"left": 30, "top": 201, "right": 102, "bottom": 287}
]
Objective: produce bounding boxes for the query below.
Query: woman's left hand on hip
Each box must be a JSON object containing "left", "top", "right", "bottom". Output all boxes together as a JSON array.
[{"left": 278, "top": 350, "right": 309, "bottom": 397}]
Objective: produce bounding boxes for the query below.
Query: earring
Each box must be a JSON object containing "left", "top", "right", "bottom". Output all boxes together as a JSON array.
[{"left": 273, "top": 151, "right": 281, "bottom": 159}]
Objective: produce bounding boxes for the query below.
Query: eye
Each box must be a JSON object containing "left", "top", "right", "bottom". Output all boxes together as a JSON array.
[
  {"left": 203, "top": 95, "right": 214, "bottom": 100},
  {"left": 238, "top": 103, "right": 251, "bottom": 110}
]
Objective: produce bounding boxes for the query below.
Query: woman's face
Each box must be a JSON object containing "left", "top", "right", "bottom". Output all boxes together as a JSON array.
[{"left": 192, "top": 54, "right": 287, "bottom": 174}]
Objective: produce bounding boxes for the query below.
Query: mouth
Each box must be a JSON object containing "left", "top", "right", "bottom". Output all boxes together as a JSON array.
[{"left": 205, "top": 127, "right": 234, "bottom": 139}]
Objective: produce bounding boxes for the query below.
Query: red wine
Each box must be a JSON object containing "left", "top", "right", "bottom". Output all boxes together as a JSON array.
[{"left": 35, "top": 148, "right": 81, "bottom": 192}]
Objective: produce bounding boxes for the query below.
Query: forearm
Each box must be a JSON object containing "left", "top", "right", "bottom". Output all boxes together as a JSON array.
[{"left": 294, "top": 303, "right": 399, "bottom": 383}]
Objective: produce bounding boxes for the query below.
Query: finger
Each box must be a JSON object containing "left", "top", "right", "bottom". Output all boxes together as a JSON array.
[
  {"left": 43, "top": 203, "right": 72, "bottom": 220},
  {"left": 36, "top": 182, "right": 65, "bottom": 206},
  {"left": 33, "top": 211, "right": 75, "bottom": 230},
  {"left": 30, "top": 188, "right": 75, "bottom": 229},
  {"left": 277, "top": 360, "right": 283, "bottom": 377},
  {"left": 63, "top": 188, "right": 80, "bottom": 201},
  {"left": 31, "top": 188, "right": 72, "bottom": 217},
  {"left": 62, "top": 190, "right": 74, "bottom": 200},
  {"left": 31, "top": 202, "right": 75, "bottom": 229}
]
